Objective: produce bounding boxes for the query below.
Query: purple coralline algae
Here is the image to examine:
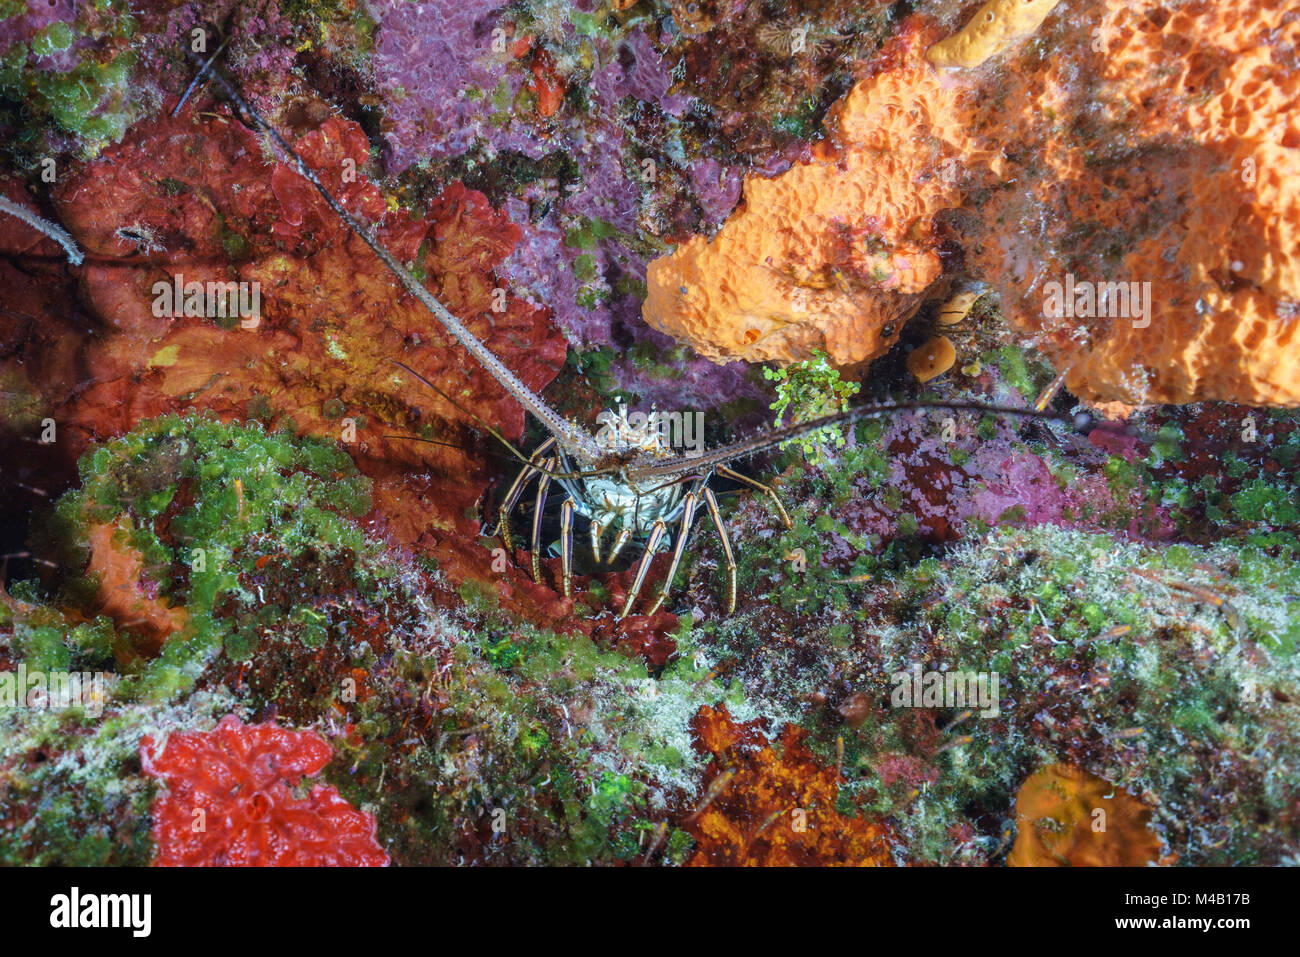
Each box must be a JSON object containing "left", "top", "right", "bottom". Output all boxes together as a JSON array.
[
  {"left": 364, "top": 0, "right": 543, "bottom": 169},
  {"left": 361, "top": 2, "right": 762, "bottom": 410},
  {"left": 836, "top": 410, "right": 1173, "bottom": 547}
]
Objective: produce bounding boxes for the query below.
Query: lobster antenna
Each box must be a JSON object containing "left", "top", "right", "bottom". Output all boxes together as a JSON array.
[
  {"left": 387, "top": 360, "right": 618, "bottom": 480},
  {"left": 383, "top": 432, "right": 610, "bottom": 481},
  {"left": 185, "top": 50, "right": 602, "bottom": 462},
  {"left": 629, "top": 399, "right": 1088, "bottom": 480},
  {"left": 0, "top": 195, "right": 83, "bottom": 265}
]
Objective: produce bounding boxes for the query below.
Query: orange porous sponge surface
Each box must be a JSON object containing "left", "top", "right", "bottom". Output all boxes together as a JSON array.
[
  {"left": 644, "top": 21, "right": 1000, "bottom": 368},
  {"left": 977, "top": 0, "right": 1300, "bottom": 406}
]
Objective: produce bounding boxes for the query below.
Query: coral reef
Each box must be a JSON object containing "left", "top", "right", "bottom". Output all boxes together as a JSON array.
[
  {"left": 360, "top": 0, "right": 769, "bottom": 413},
  {"left": 15, "top": 400, "right": 1292, "bottom": 866},
  {"left": 670, "top": 0, "right": 894, "bottom": 161},
  {"left": 363, "top": 0, "right": 539, "bottom": 170},
  {"left": 1, "top": 0, "right": 1298, "bottom": 874},
  {"left": 0, "top": 416, "right": 748, "bottom": 865},
  {"left": 24, "top": 106, "right": 564, "bottom": 545},
  {"left": 0, "top": 0, "right": 141, "bottom": 160},
  {"left": 678, "top": 382, "right": 1300, "bottom": 865}
]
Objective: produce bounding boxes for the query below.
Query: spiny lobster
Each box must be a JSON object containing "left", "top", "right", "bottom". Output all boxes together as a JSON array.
[{"left": 107, "top": 55, "right": 1087, "bottom": 620}]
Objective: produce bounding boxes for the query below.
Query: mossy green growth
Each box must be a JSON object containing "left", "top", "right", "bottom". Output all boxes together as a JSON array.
[
  {"left": 763, "top": 351, "right": 861, "bottom": 466},
  {"left": 39, "top": 413, "right": 373, "bottom": 704},
  {"left": 0, "top": 1, "right": 141, "bottom": 161},
  {"left": 0, "top": 689, "right": 238, "bottom": 865},
  {"left": 979, "top": 345, "right": 1050, "bottom": 402},
  {"left": 1230, "top": 479, "right": 1300, "bottom": 527},
  {"left": 771, "top": 93, "right": 822, "bottom": 140},
  {"left": 568, "top": 346, "right": 620, "bottom": 399},
  {"left": 5, "top": 413, "right": 759, "bottom": 866},
  {"left": 332, "top": 610, "right": 740, "bottom": 865},
  {"left": 734, "top": 523, "right": 1300, "bottom": 865}
]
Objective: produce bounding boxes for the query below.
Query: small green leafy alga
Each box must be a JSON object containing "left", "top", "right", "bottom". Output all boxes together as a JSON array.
[{"left": 763, "top": 351, "right": 861, "bottom": 466}]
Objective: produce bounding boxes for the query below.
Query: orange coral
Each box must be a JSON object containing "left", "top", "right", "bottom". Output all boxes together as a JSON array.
[
  {"left": 1008, "top": 763, "right": 1164, "bottom": 867},
  {"left": 685, "top": 705, "right": 894, "bottom": 866},
  {"left": 644, "top": 22, "right": 1001, "bottom": 367}
]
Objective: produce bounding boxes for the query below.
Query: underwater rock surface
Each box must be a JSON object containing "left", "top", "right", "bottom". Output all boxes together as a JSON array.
[{"left": 0, "top": 0, "right": 1296, "bottom": 868}]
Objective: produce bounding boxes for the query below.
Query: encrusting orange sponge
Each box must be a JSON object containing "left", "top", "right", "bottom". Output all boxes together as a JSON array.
[
  {"left": 906, "top": 335, "right": 957, "bottom": 382},
  {"left": 1008, "top": 763, "right": 1164, "bottom": 867},
  {"left": 647, "top": 1, "right": 1300, "bottom": 408},
  {"left": 644, "top": 21, "right": 1001, "bottom": 368},
  {"left": 974, "top": 0, "right": 1300, "bottom": 407},
  {"left": 926, "top": 0, "right": 1062, "bottom": 69},
  {"left": 85, "top": 521, "right": 189, "bottom": 662}
]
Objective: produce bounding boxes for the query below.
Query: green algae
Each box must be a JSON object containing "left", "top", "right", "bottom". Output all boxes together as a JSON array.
[
  {"left": 708, "top": 501, "right": 1300, "bottom": 864},
  {"left": 1, "top": 413, "right": 757, "bottom": 865},
  {"left": 0, "top": 0, "right": 140, "bottom": 162},
  {"left": 4, "top": 392, "right": 1296, "bottom": 866},
  {"left": 763, "top": 350, "right": 861, "bottom": 465},
  {"left": 0, "top": 689, "right": 239, "bottom": 865}
]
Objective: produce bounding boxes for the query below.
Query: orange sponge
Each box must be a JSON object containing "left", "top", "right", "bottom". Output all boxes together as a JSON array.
[
  {"left": 644, "top": 22, "right": 1000, "bottom": 367},
  {"left": 972, "top": 0, "right": 1300, "bottom": 406},
  {"left": 907, "top": 335, "right": 957, "bottom": 382},
  {"left": 1008, "top": 763, "right": 1164, "bottom": 867},
  {"left": 647, "top": 1, "right": 1300, "bottom": 407},
  {"left": 927, "top": 0, "right": 1063, "bottom": 69}
]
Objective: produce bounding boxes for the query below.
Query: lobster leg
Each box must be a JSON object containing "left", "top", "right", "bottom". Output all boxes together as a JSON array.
[
  {"left": 530, "top": 457, "right": 556, "bottom": 585},
  {"left": 589, "top": 520, "right": 603, "bottom": 565},
  {"left": 608, "top": 526, "right": 634, "bottom": 564},
  {"left": 619, "top": 519, "right": 668, "bottom": 620},
  {"left": 702, "top": 487, "right": 737, "bottom": 616},
  {"left": 716, "top": 465, "right": 793, "bottom": 530},
  {"left": 646, "top": 490, "right": 699, "bottom": 617},
  {"left": 559, "top": 497, "right": 575, "bottom": 598},
  {"left": 494, "top": 436, "right": 557, "bottom": 546}
]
